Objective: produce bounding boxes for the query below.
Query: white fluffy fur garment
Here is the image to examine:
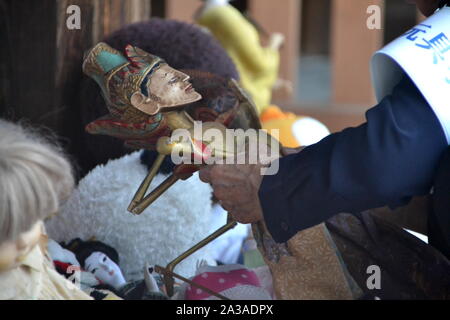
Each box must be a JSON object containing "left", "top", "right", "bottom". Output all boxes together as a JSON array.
[{"left": 46, "top": 151, "right": 216, "bottom": 281}]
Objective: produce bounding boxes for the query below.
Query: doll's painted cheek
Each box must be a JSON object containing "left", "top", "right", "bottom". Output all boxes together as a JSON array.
[{"left": 149, "top": 78, "right": 168, "bottom": 96}]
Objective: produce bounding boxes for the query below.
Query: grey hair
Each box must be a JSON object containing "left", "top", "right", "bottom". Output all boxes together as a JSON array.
[{"left": 0, "top": 119, "right": 74, "bottom": 243}]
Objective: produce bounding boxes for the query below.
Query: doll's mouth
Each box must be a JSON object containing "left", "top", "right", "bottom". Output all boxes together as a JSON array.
[
  {"left": 109, "top": 270, "right": 115, "bottom": 276},
  {"left": 184, "top": 83, "right": 193, "bottom": 93}
]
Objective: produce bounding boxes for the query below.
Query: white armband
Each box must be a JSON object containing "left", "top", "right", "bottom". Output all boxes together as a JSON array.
[{"left": 371, "top": 6, "right": 450, "bottom": 143}]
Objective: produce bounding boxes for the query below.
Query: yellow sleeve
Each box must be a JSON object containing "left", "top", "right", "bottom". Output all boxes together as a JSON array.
[{"left": 197, "top": 5, "right": 279, "bottom": 74}]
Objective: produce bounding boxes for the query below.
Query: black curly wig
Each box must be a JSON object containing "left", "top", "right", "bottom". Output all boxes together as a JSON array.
[{"left": 79, "top": 19, "right": 239, "bottom": 177}]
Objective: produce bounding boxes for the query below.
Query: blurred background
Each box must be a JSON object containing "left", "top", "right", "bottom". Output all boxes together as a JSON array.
[{"left": 0, "top": 0, "right": 425, "bottom": 172}]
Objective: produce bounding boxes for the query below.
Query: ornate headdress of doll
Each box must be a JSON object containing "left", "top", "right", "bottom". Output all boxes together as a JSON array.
[{"left": 82, "top": 42, "right": 201, "bottom": 122}]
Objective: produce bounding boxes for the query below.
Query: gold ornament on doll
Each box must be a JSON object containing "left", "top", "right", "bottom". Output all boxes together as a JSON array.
[{"left": 82, "top": 42, "right": 201, "bottom": 120}]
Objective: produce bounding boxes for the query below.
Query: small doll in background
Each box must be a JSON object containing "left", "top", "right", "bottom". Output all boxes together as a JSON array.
[
  {"left": 0, "top": 119, "right": 92, "bottom": 300},
  {"left": 67, "top": 238, "right": 126, "bottom": 290},
  {"left": 66, "top": 238, "right": 168, "bottom": 300}
]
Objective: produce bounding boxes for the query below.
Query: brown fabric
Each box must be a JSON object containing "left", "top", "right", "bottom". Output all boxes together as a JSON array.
[
  {"left": 253, "top": 222, "right": 360, "bottom": 300},
  {"left": 370, "top": 196, "right": 430, "bottom": 235},
  {"left": 327, "top": 211, "right": 450, "bottom": 299}
]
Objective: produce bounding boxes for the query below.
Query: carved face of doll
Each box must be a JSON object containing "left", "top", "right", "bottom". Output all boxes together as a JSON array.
[
  {"left": 130, "top": 64, "right": 202, "bottom": 116},
  {"left": 84, "top": 251, "right": 126, "bottom": 289}
]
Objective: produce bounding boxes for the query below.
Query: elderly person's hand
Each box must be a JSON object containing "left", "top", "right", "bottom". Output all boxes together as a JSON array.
[
  {"left": 199, "top": 146, "right": 303, "bottom": 224},
  {"left": 199, "top": 163, "right": 265, "bottom": 223}
]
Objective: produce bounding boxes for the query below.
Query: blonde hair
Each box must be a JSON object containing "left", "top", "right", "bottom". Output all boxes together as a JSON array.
[{"left": 0, "top": 119, "right": 74, "bottom": 243}]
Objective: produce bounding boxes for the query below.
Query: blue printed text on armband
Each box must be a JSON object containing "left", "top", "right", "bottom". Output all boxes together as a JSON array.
[{"left": 404, "top": 24, "right": 450, "bottom": 84}]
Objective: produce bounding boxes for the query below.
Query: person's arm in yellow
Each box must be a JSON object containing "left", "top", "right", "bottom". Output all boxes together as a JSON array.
[
  {"left": 197, "top": 3, "right": 279, "bottom": 75},
  {"left": 197, "top": 1, "right": 282, "bottom": 112}
]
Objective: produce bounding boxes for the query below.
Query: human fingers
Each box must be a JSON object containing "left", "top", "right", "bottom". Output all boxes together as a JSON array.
[{"left": 211, "top": 183, "right": 248, "bottom": 205}]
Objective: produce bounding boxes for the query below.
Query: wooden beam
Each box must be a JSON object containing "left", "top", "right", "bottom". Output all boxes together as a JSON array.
[
  {"left": 248, "top": 0, "right": 301, "bottom": 102},
  {"left": 1, "top": 0, "right": 152, "bottom": 178},
  {"left": 55, "top": 0, "right": 152, "bottom": 177},
  {"left": 1, "top": 0, "right": 58, "bottom": 128},
  {"left": 301, "top": 0, "right": 331, "bottom": 55},
  {"left": 127, "top": 0, "right": 152, "bottom": 24},
  {"left": 330, "top": 0, "right": 384, "bottom": 106}
]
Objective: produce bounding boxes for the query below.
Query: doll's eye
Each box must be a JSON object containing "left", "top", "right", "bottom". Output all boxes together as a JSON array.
[
  {"left": 92, "top": 268, "right": 98, "bottom": 273},
  {"left": 103, "top": 256, "right": 107, "bottom": 262}
]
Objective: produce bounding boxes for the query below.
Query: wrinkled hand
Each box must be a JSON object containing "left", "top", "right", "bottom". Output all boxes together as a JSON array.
[
  {"left": 198, "top": 146, "right": 303, "bottom": 224},
  {"left": 199, "top": 162, "right": 265, "bottom": 224}
]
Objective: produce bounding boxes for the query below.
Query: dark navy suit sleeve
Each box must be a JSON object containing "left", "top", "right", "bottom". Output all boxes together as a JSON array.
[{"left": 259, "top": 75, "right": 448, "bottom": 243}]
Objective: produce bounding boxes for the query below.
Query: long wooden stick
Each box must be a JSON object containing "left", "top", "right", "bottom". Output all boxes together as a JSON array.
[
  {"left": 163, "top": 220, "right": 237, "bottom": 296},
  {"left": 128, "top": 153, "right": 166, "bottom": 213}
]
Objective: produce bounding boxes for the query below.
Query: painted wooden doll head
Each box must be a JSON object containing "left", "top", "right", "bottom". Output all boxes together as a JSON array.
[{"left": 82, "top": 42, "right": 201, "bottom": 121}]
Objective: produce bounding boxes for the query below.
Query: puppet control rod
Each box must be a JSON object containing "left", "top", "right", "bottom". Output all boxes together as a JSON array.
[
  {"left": 125, "top": 112, "right": 281, "bottom": 295},
  {"left": 126, "top": 150, "right": 238, "bottom": 296},
  {"left": 127, "top": 153, "right": 174, "bottom": 214},
  {"left": 162, "top": 220, "right": 237, "bottom": 296}
]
